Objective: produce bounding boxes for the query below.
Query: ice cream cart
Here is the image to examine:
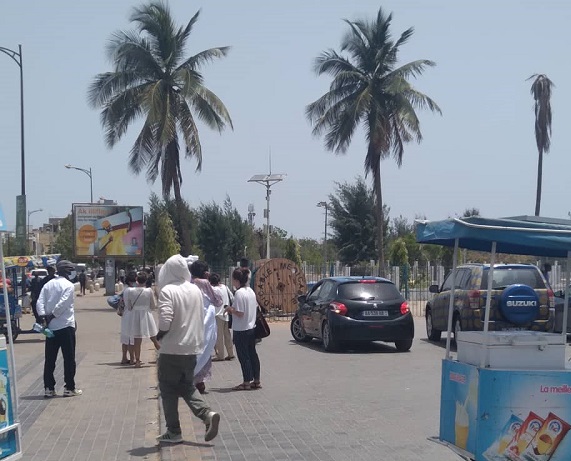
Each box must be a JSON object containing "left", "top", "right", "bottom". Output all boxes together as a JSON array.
[{"left": 416, "top": 216, "right": 571, "bottom": 461}]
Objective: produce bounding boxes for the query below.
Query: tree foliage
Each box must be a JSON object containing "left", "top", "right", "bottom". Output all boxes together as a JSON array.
[
  {"left": 89, "top": 1, "right": 233, "bottom": 253},
  {"left": 307, "top": 7, "right": 440, "bottom": 272},
  {"left": 154, "top": 210, "right": 181, "bottom": 263},
  {"left": 329, "top": 177, "right": 388, "bottom": 265},
  {"left": 527, "top": 74, "right": 554, "bottom": 216},
  {"left": 53, "top": 215, "right": 73, "bottom": 260}
]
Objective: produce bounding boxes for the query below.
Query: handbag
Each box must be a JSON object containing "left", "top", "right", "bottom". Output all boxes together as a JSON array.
[{"left": 254, "top": 306, "right": 270, "bottom": 339}]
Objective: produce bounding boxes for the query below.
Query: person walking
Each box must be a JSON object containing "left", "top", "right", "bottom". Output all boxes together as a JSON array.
[
  {"left": 30, "top": 272, "right": 42, "bottom": 323},
  {"left": 156, "top": 254, "right": 221, "bottom": 444},
  {"left": 227, "top": 267, "right": 262, "bottom": 390},
  {"left": 78, "top": 270, "right": 87, "bottom": 296},
  {"left": 36, "top": 260, "right": 82, "bottom": 398},
  {"left": 189, "top": 260, "right": 223, "bottom": 394},
  {"left": 209, "top": 273, "right": 234, "bottom": 362},
  {"left": 124, "top": 272, "right": 160, "bottom": 367}
]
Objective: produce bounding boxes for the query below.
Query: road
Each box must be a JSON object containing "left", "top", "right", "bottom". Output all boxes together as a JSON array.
[{"left": 12, "top": 292, "right": 461, "bottom": 461}]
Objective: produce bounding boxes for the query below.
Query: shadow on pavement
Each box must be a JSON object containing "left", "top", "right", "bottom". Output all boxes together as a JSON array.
[
  {"left": 128, "top": 446, "right": 160, "bottom": 457},
  {"left": 20, "top": 395, "right": 50, "bottom": 401},
  {"left": 419, "top": 338, "right": 457, "bottom": 352},
  {"left": 288, "top": 339, "right": 399, "bottom": 354}
]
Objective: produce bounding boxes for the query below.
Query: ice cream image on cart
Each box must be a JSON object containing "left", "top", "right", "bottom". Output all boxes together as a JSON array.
[{"left": 417, "top": 216, "right": 571, "bottom": 461}]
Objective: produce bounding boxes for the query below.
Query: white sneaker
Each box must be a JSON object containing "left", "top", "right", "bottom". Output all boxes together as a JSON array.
[
  {"left": 63, "top": 388, "right": 83, "bottom": 397},
  {"left": 204, "top": 411, "right": 220, "bottom": 442},
  {"left": 157, "top": 431, "right": 183, "bottom": 444},
  {"left": 44, "top": 388, "right": 56, "bottom": 398}
]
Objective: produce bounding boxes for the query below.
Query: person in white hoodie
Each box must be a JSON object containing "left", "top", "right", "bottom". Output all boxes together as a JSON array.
[{"left": 155, "top": 255, "right": 221, "bottom": 444}]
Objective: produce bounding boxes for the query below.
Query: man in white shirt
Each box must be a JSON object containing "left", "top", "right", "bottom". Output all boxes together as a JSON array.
[
  {"left": 155, "top": 254, "right": 220, "bottom": 444},
  {"left": 36, "top": 260, "right": 82, "bottom": 398}
]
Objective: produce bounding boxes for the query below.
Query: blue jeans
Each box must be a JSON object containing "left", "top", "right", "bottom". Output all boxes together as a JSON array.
[{"left": 233, "top": 329, "right": 260, "bottom": 382}]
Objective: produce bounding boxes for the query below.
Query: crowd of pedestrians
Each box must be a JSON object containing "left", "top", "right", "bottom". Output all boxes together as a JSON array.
[{"left": 28, "top": 254, "right": 264, "bottom": 445}]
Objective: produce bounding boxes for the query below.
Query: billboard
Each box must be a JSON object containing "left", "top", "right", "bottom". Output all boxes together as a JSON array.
[{"left": 72, "top": 204, "right": 144, "bottom": 258}]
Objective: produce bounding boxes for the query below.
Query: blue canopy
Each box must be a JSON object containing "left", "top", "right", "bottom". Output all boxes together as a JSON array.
[{"left": 415, "top": 216, "right": 571, "bottom": 258}]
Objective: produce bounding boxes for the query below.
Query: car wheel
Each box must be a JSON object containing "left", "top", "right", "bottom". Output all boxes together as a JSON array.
[
  {"left": 322, "top": 321, "right": 339, "bottom": 352},
  {"left": 290, "top": 315, "right": 311, "bottom": 342},
  {"left": 395, "top": 339, "right": 413, "bottom": 352},
  {"left": 453, "top": 315, "right": 462, "bottom": 344},
  {"left": 426, "top": 309, "right": 442, "bottom": 341}
]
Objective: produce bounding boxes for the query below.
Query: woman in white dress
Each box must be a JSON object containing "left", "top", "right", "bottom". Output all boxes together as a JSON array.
[
  {"left": 189, "top": 260, "right": 223, "bottom": 393},
  {"left": 120, "top": 271, "right": 138, "bottom": 365},
  {"left": 124, "top": 272, "right": 160, "bottom": 367}
]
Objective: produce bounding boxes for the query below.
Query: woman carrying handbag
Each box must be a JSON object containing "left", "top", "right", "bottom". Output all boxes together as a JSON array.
[{"left": 226, "top": 267, "right": 262, "bottom": 390}]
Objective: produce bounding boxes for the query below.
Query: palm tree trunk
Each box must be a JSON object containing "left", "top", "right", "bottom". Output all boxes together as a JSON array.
[
  {"left": 172, "top": 176, "right": 192, "bottom": 257},
  {"left": 373, "top": 162, "right": 386, "bottom": 277},
  {"left": 535, "top": 150, "right": 543, "bottom": 216}
]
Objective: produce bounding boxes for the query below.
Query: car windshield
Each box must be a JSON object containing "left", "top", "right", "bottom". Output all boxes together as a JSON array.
[
  {"left": 338, "top": 281, "right": 402, "bottom": 300},
  {"left": 481, "top": 267, "right": 545, "bottom": 289}
]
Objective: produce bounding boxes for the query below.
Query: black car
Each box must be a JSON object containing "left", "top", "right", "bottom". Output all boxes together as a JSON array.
[{"left": 290, "top": 276, "right": 414, "bottom": 352}]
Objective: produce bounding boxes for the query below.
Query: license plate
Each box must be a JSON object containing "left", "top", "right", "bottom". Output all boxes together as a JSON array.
[{"left": 363, "top": 310, "right": 388, "bottom": 317}]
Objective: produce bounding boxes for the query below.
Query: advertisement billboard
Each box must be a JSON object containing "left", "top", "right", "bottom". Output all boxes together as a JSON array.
[{"left": 72, "top": 204, "right": 144, "bottom": 258}]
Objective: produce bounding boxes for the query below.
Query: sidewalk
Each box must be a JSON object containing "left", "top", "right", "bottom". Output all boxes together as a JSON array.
[{"left": 17, "top": 290, "right": 161, "bottom": 461}]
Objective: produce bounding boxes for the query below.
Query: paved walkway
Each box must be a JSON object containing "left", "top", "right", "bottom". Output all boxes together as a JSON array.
[{"left": 14, "top": 289, "right": 458, "bottom": 461}]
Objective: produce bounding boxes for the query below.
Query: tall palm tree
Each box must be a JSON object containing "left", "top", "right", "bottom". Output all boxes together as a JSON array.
[
  {"left": 528, "top": 74, "right": 554, "bottom": 216},
  {"left": 306, "top": 7, "right": 440, "bottom": 274},
  {"left": 89, "top": 1, "right": 232, "bottom": 254}
]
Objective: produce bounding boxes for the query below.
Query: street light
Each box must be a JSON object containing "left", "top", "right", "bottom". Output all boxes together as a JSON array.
[
  {"left": 317, "top": 201, "right": 329, "bottom": 276},
  {"left": 0, "top": 44, "right": 26, "bottom": 253},
  {"left": 27, "top": 208, "right": 42, "bottom": 254},
  {"left": 65, "top": 164, "right": 93, "bottom": 203},
  {"left": 248, "top": 173, "right": 286, "bottom": 259}
]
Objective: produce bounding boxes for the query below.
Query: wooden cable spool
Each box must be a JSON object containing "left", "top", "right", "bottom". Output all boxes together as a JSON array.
[{"left": 252, "top": 258, "right": 307, "bottom": 315}]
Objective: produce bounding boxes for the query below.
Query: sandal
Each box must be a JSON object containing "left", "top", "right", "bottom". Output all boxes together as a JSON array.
[
  {"left": 120, "top": 360, "right": 130, "bottom": 365},
  {"left": 251, "top": 382, "right": 262, "bottom": 389},
  {"left": 135, "top": 361, "right": 143, "bottom": 368},
  {"left": 232, "top": 383, "right": 251, "bottom": 391}
]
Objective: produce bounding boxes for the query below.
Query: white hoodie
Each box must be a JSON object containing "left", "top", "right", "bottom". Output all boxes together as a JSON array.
[{"left": 157, "top": 255, "right": 205, "bottom": 355}]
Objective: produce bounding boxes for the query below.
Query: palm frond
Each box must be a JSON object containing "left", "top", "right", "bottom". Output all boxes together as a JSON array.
[
  {"left": 177, "top": 47, "right": 231, "bottom": 71},
  {"left": 88, "top": 71, "right": 144, "bottom": 109},
  {"left": 107, "top": 30, "right": 163, "bottom": 79},
  {"left": 191, "top": 86, "right": 233, "bottom": 132},
  {"left": 528, "top": 74, "right": 554, "bottom": 154},
  {"left": 129, "top": 120, "right": 156, "bottom": 175},
  {"left": 313, "top": 50, "right": 362, "bottom": 78},
  {"left": 386, "top": 59, "right": 436, "bottom": 82},
  {"left": 131, "top": 1, "right": 178, "bottom": 70},
  {"left": 178, "top": 100, "right": 202, "bottom": 170},
  {"left": 99, "top": 84, "right": 149, "bottom": 147},
  {"left": 306, "top": 81, "right": 364, "bottom": 121}
]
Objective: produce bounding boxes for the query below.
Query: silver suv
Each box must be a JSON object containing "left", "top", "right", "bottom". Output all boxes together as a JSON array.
[{"left": 425, "top": 264, "right": 554, "bottom": 342}]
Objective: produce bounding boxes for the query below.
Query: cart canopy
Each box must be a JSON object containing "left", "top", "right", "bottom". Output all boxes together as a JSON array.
[{"left": 416, "top": 216, "right": 571, "bottom": 258}]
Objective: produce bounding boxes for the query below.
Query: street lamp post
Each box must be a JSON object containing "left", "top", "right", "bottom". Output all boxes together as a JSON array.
[
  {"left": 65, "top": 164, "right": 93, "bottom": 203},
  {"left": 0, "top": 44, "right": 26, "bottom": 253},
  {"left": 317, "top": 201, "right": 328, "bottom": 277},
  {"left": 27, "top": 208, "right": 42, "bottom": 254},
  {"left": 248, "top": 174, "right": 286, "bottom": 259}
]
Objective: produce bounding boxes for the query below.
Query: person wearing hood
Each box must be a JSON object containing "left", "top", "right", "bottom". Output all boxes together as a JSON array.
[{"left": 155, "top": 254, "right": 221, "bottom": 444}]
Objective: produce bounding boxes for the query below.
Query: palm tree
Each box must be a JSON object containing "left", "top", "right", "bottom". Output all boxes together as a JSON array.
[
  {"left": 89, "top": 1, "right": 232, "bottom": 254},
  {"left": 528, "top": 74, "right": 554, "bottom": 216},
  {"left": 306, "top": 7, "right": 440, "bottom": 274}
]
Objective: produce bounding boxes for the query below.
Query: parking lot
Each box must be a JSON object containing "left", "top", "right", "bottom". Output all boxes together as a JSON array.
[{"left": 15, "top": 293, "right": 463, "bottom": 460}]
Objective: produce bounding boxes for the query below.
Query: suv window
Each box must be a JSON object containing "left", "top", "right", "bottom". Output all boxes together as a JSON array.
[
  {"left": 441, "top": 268, "right": 470, "bottom": 292},
  {"left": 481, "top": 267, "right": 545, "bottom": 290},
  {"left": 338, "top": 281, "right": 401, "bottom": 300}
]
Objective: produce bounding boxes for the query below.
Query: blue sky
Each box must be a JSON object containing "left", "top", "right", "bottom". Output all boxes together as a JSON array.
[{"left": 1, "top": 0, "right": 570, "bottom": 242}]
